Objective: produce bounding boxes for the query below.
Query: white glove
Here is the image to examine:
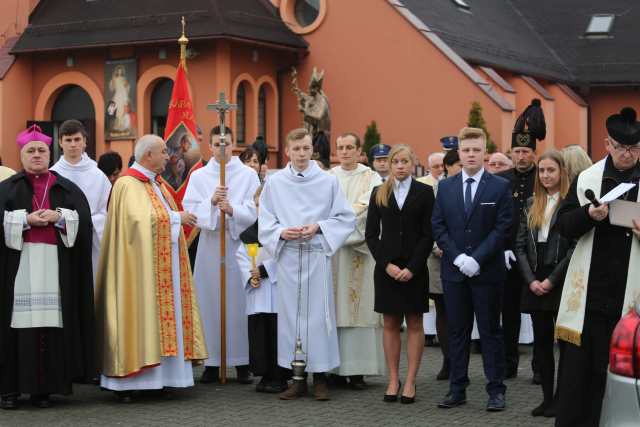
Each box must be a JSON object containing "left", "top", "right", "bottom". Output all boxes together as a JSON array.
[
  {"left": 504, "top": 250, "right": 516, "bottom": 270},
  {"left": 454, "top": 253, "right": 468, "bottom": 268},
  {"left": 460, "top": 256, "right": 480, "bottom": 277}
]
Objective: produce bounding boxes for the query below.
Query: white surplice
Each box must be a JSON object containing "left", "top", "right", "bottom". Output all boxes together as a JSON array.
[
  {"left": 236, "top": 244, "right": 278, "bottom": 315},
  {"left": 183, "top": 157, "right": 260, "bottom": 367},
  {"left": 259, "top": 161, "right": 356, "bottom": 373},
  {"left": 329, "top": 164, "right": 385, "bottom": 376},
  {"left": 101, "top": 163, "right": 194, "bottom": 391},
  {"left": 51, "top": 153, "right": 111, "bottom": 282}
]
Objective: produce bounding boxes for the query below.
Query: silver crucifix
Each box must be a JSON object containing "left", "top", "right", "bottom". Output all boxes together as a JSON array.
[{"left": 207, "top": 91, "right": 237, "bottom": 155}]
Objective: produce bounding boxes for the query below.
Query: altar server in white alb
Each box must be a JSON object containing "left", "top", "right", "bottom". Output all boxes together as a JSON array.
[
  {"left": 236, "top": 188, "right": 288, "bottom": 393},
  {"left": 183, "top": 126, "right": 260, "bottom": 384},
  {"left": 259, "top": 128, "right": 356, "bottom": 401},
  {"left": 329, "top": 132, "right": 384, "bottom": 389},
  {"left": 50, "top": 120, "right": 111, "bottom": 282}
]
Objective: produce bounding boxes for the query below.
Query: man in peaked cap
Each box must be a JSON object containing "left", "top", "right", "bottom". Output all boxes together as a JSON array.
[
  {"left": 369, "top": 144, "right": 391, "bottom": 182},
  {"left": 554, "top": 107, "right": 640, "bottom": 426},
  {"left": 441, "top": 136, "right": 459, "bottom": 152}
]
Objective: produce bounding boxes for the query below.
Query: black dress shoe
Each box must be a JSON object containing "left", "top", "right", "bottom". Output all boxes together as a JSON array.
[
  {"left": 348, "top": 375, "right": 366, "bottom": 390},
  {"left": 0, "top": 395, "right": 19, "bottom": 410},
  {"left": 255, "top": 377, "right": 268, "bottom": 393},
  {"left": 236, "top": 366, "right": 253, "bottom": 384},
  {"left": 328, "top": 374, "right": 348, "bottom": 387},
  {"left": 114, "top": 391, "right": 133, "bottom": 404},
  {"left": 487, "top": 393, "right": 506, "bottom": 412},
  {"left": 31, "top": 394, "right": 50, "bottom": 408},
  {"left": 200, "top": 366, "right": 219, "bottom": 384},
  {"left": 263, "top": 381, "right": 288, "bottom": 394},
  {"left": 438, "top": 392, "right": 467, "bottom": 408},
  {"left": 383, "top": 381, "right": 401, "bottom": 402},
  {"left": 531, "top": 400, "right": 551, "bottom": 417},
  {"left": 400, "top": 384, "right": 416, "bottom": 404},
  {"left": 543, "top": 401, "right": 557, "bottom": 418}
]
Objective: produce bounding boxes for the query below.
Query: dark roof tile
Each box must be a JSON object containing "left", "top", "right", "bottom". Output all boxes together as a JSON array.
[
  {"left": 12, "top": 0, "right": 307, "bottom": 53},
  {"left": 403, "top": 0, "right": 640, "bottom": 85}
]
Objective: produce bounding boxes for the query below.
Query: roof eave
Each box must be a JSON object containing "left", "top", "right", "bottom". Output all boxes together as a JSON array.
[{"left": 11, "top": 33, "right": 308, "bottom": 55}]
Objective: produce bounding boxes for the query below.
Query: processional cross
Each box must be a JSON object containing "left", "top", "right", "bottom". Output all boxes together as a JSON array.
[{"left": 207, "top": 92, "right": 236, "bottom": 384}]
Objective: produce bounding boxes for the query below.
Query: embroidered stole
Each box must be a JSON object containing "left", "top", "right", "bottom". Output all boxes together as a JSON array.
[{"left": 142, "top": 181, "right": 198, "bottom": 359}]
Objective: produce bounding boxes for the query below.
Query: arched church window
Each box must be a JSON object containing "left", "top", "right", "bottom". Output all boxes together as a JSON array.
[
  {"left": 151, "top": 78, "right": 173, "bottom": 138},
  {"left": 236, "top": 82, "right": 247, "bottom": 144},
  {"left": 52, "top": 84, "right": 96, "bottom": 160},
  {"left": 258, "top": 85, "right": 266, "bottom": 144}
]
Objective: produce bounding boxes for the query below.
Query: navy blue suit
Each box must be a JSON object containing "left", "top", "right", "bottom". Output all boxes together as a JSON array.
[{"left": 431, "top": 170, "right": 512, "bottom": 398}]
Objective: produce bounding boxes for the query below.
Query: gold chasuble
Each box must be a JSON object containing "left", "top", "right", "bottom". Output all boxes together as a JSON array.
[{"left": 96, "top": 168, "right": 207, "bottom": 377}]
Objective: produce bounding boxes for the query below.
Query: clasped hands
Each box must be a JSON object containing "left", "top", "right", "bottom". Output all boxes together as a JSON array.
[
  {"left": 454, "top": 254, "right": 480, "bottom": 277},
  {"left": 529, "top": 279, "right": 553, "bottom": 296},
  {"left": 281, "top": 224, "right": 320, "bottom": 241},
  {"left": 386, "top": 263, "right": 413, "bottom": 282},
  {"left": 211, "top": 185, "right": 233, "bottom": 216},
  {"left": 26, "top": 209, "right": 61, "bottom": 227}
]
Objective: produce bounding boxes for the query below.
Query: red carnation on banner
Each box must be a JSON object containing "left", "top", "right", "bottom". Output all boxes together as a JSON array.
[{"left": 159, "top": 20, "right": 206, "bottom": 246}]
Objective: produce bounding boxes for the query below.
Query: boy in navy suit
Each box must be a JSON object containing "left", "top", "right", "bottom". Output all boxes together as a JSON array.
[{"left": 431, "top": 127, "right": 513, "bottom": 412}]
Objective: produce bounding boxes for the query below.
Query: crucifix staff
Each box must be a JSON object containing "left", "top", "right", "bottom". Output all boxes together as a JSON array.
[{"left": 207, "top": 92, "right": 236, "bottom": 384}]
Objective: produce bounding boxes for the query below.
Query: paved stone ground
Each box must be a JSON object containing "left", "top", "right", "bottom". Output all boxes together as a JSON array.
[{"left": 0, "top": 345, "right": 554, "bottom": 427}]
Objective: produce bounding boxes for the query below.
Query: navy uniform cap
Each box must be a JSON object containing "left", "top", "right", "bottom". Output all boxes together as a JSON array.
[
  {"left": 440, "top": 136, "right": 458, "bottom": 151},
  {"left": 369, "top": 143, "right": 391, "bottom": 159}
]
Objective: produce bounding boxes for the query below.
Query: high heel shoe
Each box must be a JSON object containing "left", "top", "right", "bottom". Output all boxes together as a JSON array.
[
  {"left": 400, "top": 384, "right": 416, "bottom": 404},
  {"left": 383, "top": 381, "right": 401, "bottom": 402}
]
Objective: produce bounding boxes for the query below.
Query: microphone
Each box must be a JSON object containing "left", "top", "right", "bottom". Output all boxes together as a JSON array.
[{"left": 585, "top": 189, "right": 600, "bottom": 207}]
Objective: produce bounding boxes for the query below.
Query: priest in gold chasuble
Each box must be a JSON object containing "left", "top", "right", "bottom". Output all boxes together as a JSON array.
[{"left": 96, "top": 135, "right": 207, "bottom": 401}]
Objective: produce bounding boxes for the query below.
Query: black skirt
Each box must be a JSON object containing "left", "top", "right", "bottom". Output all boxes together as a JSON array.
[
  {"left": 374, "top": 260, "right": 429, "bottom": 314},
  {"left": 521, "top": 242, "right": 563, "bottom": 313}
]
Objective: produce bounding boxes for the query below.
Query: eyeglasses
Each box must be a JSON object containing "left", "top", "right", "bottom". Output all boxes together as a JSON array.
[{"left": 609, "top": 139, "right": 640, "bottom": 154}]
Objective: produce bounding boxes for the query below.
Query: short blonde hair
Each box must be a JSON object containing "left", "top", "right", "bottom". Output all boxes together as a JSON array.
[
  {"left": 458, "top": 127, "right": 486, "bottom": 144},
  {"left": 286, "top": 128, "right": 311, "bottom": 146}
]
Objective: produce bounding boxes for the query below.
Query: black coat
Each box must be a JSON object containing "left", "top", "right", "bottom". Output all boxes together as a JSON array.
[
  {"left": 498, "top": 167, "right": 536, "bottom": 250},
  {"left": 365, "top": 179, "right": 434, "bottom": 314},
  {"left": 515, "top": 198, "right": 575, "bottom": 312},
  {"left": 557, "top": 157, "right": 640, "bottom": 317},
  {"left": 0, "top": 171, "right": 96, "bottom": 395}
]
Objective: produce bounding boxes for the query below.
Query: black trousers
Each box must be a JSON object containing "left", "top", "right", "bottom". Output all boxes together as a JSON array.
[
  {"left": 432, "top": 294, "right": 449, "bottom": 365},
  {"left": 555, "top": 311, "right": 618, "bottom": 427},
  {"left": 530, "top": 311, "right": 557, "bottom": 403},
  {"left": 502, "top": 269, "right": 522, "bottom": 371},
  {"left": 248, "top": 313, "right": 281, "bottom": 380},
  {"left": 443, "top": 280, "right": 506, "bottom": 397}
]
